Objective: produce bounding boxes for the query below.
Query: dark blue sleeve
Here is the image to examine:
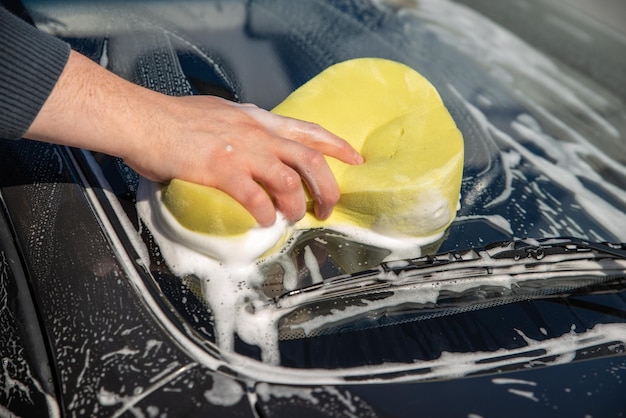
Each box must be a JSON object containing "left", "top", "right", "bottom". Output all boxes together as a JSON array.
[{"left": 0, "top": 7, "right": 70, "bottom": 139}]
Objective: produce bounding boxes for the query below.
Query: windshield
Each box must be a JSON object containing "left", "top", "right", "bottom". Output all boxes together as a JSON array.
[{"left": 22, "top": 0, "right": 626, "bottom": 379}]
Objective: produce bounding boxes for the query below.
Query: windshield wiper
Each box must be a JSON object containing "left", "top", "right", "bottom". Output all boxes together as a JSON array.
[{"left": 269, "top": 237, "right": 626, "bottom": 339}]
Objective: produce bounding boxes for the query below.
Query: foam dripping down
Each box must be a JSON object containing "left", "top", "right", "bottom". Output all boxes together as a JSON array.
[{"left": 136, "top": 179, "right": 445, "bottom": 363}]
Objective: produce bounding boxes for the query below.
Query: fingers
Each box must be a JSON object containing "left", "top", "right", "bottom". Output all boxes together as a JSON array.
[
  {"left": 276, "top": 146, "right": 341, "bottom": 220},
  {"left": 218, "top": 160, "right": 313, "bottom": 226},
  {"left": 240, "top": 106, "right": 364, "bottom": 165},
  {"left": 213, "top": 149, "right": 310, "bottom": 226},
  {"left": 232, "top": 105, "right": 360, "bottom": 224},
  {"left": 240, "top": 107, "right": 363, "bottom": 221},
  {"left": 282, "top": 118, "right": 364, "bottom": 165},
  {"left": 221, "top": 175, "right": 278, "bottom": 227},
  {"left": 247, "top": 142, "right": 340, "bottom": 223},
  {"left": 145, "top": 97, "right": 361, "bottom": 226},
  {"left": 256, "top": 161, "right": 308, "bottom": 222}
]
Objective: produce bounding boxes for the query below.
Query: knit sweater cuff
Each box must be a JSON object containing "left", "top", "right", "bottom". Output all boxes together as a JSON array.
[{"left": 0, "top": 8, "right": 71, "bottom": 139}]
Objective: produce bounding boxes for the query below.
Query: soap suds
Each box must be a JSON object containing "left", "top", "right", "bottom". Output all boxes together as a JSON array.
[
  {"left": 81, "top": 149, "right": 626, "bottom": 387},
  {"left": 136, "top": 178, "right": 445, "bottom": 363},
  {"left": 203, "top": 374, "right": 244, "bottom": 407}
]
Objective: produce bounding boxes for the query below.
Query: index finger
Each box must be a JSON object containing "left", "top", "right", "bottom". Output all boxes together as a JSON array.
[{"left": 241, "top": 107, "right": 364, "bottom": 165}]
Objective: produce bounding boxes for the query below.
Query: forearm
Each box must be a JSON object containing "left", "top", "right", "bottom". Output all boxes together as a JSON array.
[{"left": 26, "top": 50, "right": 157, "bottom": 161}]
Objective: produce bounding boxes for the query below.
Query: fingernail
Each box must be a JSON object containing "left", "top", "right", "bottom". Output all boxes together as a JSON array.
[
  {"left": 315, "top": 204, "right": 331, "bottom": 220},
  {"left": 354, "top": 152, "right": 365, "bottom": 164}
]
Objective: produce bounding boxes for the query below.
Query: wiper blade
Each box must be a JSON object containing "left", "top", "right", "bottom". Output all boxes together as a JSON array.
[
  {"left": 275, "top": 237, "right": 625, "bottom": 308},
  {"left": 270, "top": 238, "right": 626, "bottom": 339}
]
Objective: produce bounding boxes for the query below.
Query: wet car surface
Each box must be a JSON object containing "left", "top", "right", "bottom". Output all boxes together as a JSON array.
[{"left": 1, "top": 0, "right": 626, "bottom": 416}]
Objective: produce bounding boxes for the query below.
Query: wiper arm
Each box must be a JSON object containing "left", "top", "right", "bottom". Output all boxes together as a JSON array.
[{"left": 270, "top": 238, "right": 626, "bottom": 339}]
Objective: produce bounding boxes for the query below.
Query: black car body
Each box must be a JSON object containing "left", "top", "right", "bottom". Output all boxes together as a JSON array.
[{"left": 1, "top": 0, "right": 626, "bottom": 417}]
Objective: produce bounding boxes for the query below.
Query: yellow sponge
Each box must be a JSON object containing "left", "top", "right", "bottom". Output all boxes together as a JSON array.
[
  {"left": 161, "top": 58, "right": 463, "bottom": 238},
  {"left": 161, "top": 180, "right": 257, "bottom": 236}
]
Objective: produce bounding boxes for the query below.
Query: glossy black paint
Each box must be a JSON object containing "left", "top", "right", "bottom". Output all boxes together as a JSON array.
[{"left": 1, "top": 0, "right": 626, "bottom": 416}]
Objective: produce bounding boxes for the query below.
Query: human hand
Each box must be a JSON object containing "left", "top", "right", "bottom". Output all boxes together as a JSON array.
[
  {"left": 26, "top": 51, "right": 363, "bottom": 226},
  {"left": 125, "top": 95, "right": 364, "bottom": 226}
]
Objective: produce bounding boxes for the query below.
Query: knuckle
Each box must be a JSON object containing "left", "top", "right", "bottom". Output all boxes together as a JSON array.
[
  {"left": 303, "top": 149, "right": 326, "bottom": 169},
  {"left": 272, "top": 164, "right": 302, "bottom": 192},
  {"left": 242, "top": 186, "right": 270, "bottom": 209},
  {"left": 304, "top": 121, "right": 324, "bottom": 133},
  {"left": 303, "top": 122, "right": 332, "bottom": 140}
]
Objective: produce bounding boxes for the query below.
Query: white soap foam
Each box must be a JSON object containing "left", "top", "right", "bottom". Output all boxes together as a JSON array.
[
  {"left": 75, "top": 155, "right": 626, "bottom": 387},
  {"left": 143, "top": 181, "right": 290, "bottom": 267},
  {"left": 136, "top": 178, "right": 445, "bottom": 363},
  {"left": 203, "top": 374, "right": 244, "bottom": 407}
]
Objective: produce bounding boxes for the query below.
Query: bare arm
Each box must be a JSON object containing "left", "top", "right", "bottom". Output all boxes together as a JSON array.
[{"left": 25, "top": 50, "right": 363, "bottom": 226}]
